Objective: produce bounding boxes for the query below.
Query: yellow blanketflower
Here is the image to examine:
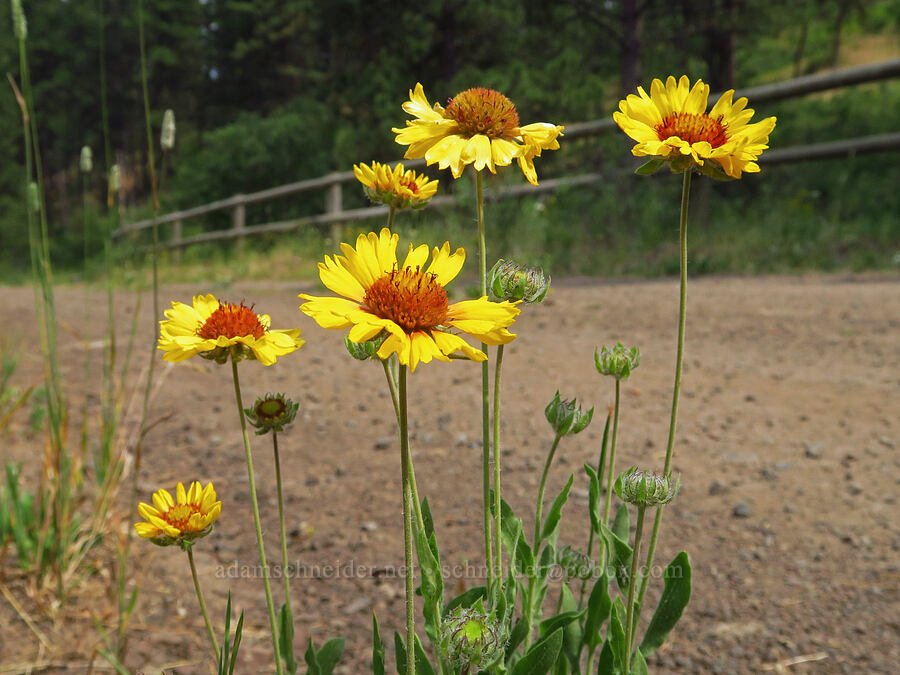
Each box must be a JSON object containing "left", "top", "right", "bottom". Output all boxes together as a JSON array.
[
  {"left": 299, "top": 228, "right": 520, "bottom": 371},
  {"left": 613, "top": 75, "right": 776, "bottom": 178},
  {"left": 158, "top": 294, "right": 304, "bottom": 366},
  {"left": 392, "top": 84, "right": 563, "bottom": 186},
  {"left": 135, "top": 481, "right": 222, "bottom": 547},
  {"left": 354, "top": 161, "right": 438, "bottom": 210}
]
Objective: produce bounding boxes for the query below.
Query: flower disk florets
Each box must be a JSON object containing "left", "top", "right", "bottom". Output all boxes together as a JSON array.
[
  {"left": 545, "top": 391, "right": 593, "bottom": 436},
  {"left": 439, "top": 606, "right": 507, "bottom": 668},
  {"left": 134, "top": 481, "right": 222, "bottom": 551},
  {"left": 557, "top": 545, "right": 595, "bottom": 582},
  {"left": 353, "top": 161, "right": 438, "bottom": 211},
  {"left": 615, "top": 467, "right": 680, "bottom": 508},
  {"left": 445, "top": 88, "right": 520, "bottom": 138},
  {"left": 244, "top": 393, "right": 298, "bottom": 435},
  {"left": 364, "top": 267, "right": 449, "bottom": 332},
  {"left": 595, "top": 343, "right": 641, "bottom": 380},
  {"left": 489, "top": 259, "right": 550, "bottom": 304}
]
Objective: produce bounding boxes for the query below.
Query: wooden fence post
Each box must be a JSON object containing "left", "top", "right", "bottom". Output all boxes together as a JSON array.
[
  {"left": 326, "top": 179, "right": 343, "bottom": 244},
  {"left": 233, "top": 201, "right": 246, "bottom": 254},
  {"left": 172, "top": 219, "right": 183, "bottom": 262}
]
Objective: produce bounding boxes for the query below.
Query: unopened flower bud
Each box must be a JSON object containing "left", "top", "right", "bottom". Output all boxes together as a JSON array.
[
  {"left": 80, "top": 146, "right": 93, "bottom": 173},
  {"left": 439, "top": 606, "right": 507, "bottom": 669},
  {"left": 344, "top": 334, "right": 387, "bottom": 361},
  {"left": 244, "top": 393, "right": 298, "bottom": 435},
  {"left": 595, "top": 343, "right": 640, "bottom": 380},
  {"left": 544, "top": 391, "right": 593, "bottom": 436},
  {"left": 489, "top": 259, "right": 550, "bottom": 303},
  {"left": 557, "top": 545, "right": 594, "bottom": 581},
  {"left": 160, "top": 109, "right": 176, "bottom": 150},
  {"left": 614, "top": 467, "right": 680, "bottom": 508},
  {"left": 11, "top": 0, "right": 26, "bottom": 41}
]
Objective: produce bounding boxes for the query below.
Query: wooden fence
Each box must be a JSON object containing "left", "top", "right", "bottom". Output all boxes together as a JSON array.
[{"left": 115, "top": 59, "right": 900, "bottom": 250}]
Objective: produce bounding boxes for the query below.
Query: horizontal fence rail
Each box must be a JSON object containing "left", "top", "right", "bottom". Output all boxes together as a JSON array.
[{"left": 115, "top": 59, "right": 900, "bottom": 249}]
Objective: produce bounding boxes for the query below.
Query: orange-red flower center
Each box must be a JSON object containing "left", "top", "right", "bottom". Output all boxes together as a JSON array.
[
  {"left": 445, "top": 88, "right": 520, "bottom": 139},
  {"left": 378, "top": 174, "right": 420, "bottom": 195},
  {"left": 197, "top": 301, "right": 266, "bottom": 340},
  {"left": 364, "top": 267, "right": 449, "bottom": 332},
  {"left": 163, "top": 503, "right": 201, "bottom": 532},
  {"left": 655, "top": 112, "right": 728, "bottom": 148}
]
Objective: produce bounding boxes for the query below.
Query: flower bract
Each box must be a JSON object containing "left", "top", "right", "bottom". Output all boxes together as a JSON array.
[
  {"left": 392, "top": 83, "right": 564, "bottom": 186},
  {"left": 135, "top": 481, "right": 222, "bottom": 549},
  {"left": 613, "top": 75, "right": 776, "bottom": 178},
  {"left": 353, "top": 161, "right": 438, "bottom": 211},
  {"left": 245, "top": 392, "right": 299, "bottom": 435},
  {"left": 299, "top": 228, "right": 520, "bottom": 371},
  {"left": 158, "top": 294, "right": 304, "bottom": 366}
]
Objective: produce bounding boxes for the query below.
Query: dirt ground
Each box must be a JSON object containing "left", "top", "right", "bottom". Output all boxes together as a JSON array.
[{"left": 1, "top": 273, "right": 898, "bottom": 674}]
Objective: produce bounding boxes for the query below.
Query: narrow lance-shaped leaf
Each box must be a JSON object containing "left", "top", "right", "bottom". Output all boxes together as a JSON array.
[{"left": 639, "top": 551, "right": 692, "bottom": 656}]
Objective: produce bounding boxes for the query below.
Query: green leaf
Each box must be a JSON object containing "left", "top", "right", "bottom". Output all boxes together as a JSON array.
[
  {"left": 421, "top": 496, "right": 436, "bottom": 539},
  {"left": 314, "top": 638, "right": 345, "bottom": 675},
  {"left": 443, "top": 585, "right": 487, "bottom": 616},
  {"left": 372, "top": 615, "right": 385, "bottom": 675},
  {"left": 600, "top": 522, "right": 632, "bottom": 594},
  {"left": 510, "top": 627, "right": 563, "bottom": 675},
  {"left": 607, "top": 598, "right": 627, "bottom": 675},
  {"left": 304, "top": 638, "right": 319, "bottom": 674},
  {"left": 639, "top": 551, "right": 692, "bottom": 656},
  {"left": 498, "top": 495, "right": 524, "bottom": 556},
  {"left": 631, "top": 648, "right": 649, "bottom": 675},
  {"left": 506, "top": 617, "right": 529, "bottom": 663},
  {"left": 635, "top": 158, "right": 664, "bottom": 175},
  {"left": 537, "top": 609, "right": 584, "bottom": 639},
  {"left": 394, "top": 632, "right": 436, "bottom": 675},
  {"left": 557, "top": 585, "right": 583, "bottom": 670},
  {"left": 582, "top": 570, "right": 612, "bottom": 649},
  {"left": 540, "top": 474, "right": 574, "bottom": 543},
  {"left": 516, "top": 532, "right": 535, "bottom": 577},
  {"left": 279, "top": 603, "right": 298, "bottom": 674},
  {"left": 595, "top": 639, "right": 617, "bottom": 675},
  {"left": 584, "top": 464, "right": 601, "bottom": 535},
  {"left": 611, "top": 504, "right": 630, "bottom": 543},
  {"left": 538, "top": 543, "right": 556, "bottom": 580}
]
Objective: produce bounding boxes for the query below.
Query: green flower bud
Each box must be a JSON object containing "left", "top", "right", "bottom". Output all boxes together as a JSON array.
[
  {"left": 557, "top": 545, "right": 594, "bottom": 581},
  {"left": 545, "top": 391, "right": 593, "bottom": 436},
  {"left": 439, "top": 606, "right": 507, "bottom": 669},
  {"left": 489, "top": 259, "right": 550, "bottom": 303},
  {"left": 160, "top": 109, "right": 176, "bottom": 150},
  {"left": 11, "top": 0, "right": 26, "bottom": 41},
  {"left": 244, "top": 393, "right": 299, "bottom": 435},
  {"left": 614, "top": 467, "right": 680, "bottom": 508},
  {"left": 80, "top": 146, "right": 93, "bottom": 173},
  {"left": 594, "top": 343, "right": 641, "bottom": 380},
  {"left": 344, "top": 334, "right": 387, "bottom": 361}
]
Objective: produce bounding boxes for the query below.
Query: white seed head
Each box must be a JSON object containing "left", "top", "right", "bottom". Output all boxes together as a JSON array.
[{"left": 160, "top": 109, "right": 176, "bottom": 150}]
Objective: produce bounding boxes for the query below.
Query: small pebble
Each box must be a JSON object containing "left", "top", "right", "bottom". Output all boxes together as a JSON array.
[
  {"left": 374, "top": 437, "right": 390, "bottom": 450},
  {"left": 733, "top": 502, "right": 751, "bottom": 518},
  {"left": 803, "top": 441, "right": 823, "bottom": 459}
]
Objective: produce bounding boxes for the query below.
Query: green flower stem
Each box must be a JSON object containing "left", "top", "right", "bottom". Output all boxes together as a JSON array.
[
  {"left": 633, "top": 169, "right": 692, "bottom": 630},
  {"left": 187, "top": 547, "right": 220, "bottom": 657},
  {"left": 602, "top": 379, "right": 622, "bottom": 526},
  {"left": 387, "top": 204, "right": 396, "bottom": 231},
  {"left": 524, "top": 432, "right": 562, "bottom": 648},
  {"left": 491, "top": 343, "right": 505, "bottom": 581},
  {"left": 533, "top": 433, "right": 561, "bottom": 554},
  {"left": 136, "top": 0, "right": 159, "bottom": 481},
  {"left": 398, "top": 364, "right": 416, "bottom": 675},
  {"left": 475, "top": 170, "right": 493, "bottom": 587},
  {"left": 272, "top": 431, "right": 293, "bottom": 617},
  {"left": 623, "top": 505, "right": 646, "bottom": 675},
  {"left": 381, "top": 359, "right": 424, "bottom": 533},
  {"left": 230, "top": 360, "right": 284, "bottom": 675}
]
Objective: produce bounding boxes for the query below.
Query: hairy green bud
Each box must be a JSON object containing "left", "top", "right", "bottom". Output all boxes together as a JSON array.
[
  {"left": 344, "top": 334, "right": 387, "bottom": 361},
  {"left": 439, "top": 606, "right": 507, "bottom": 669},
  {"left": 595, "top": 343, "right": 641, "bottom": 380},
  {"left": 615, "top": 467, "right": 680, "bottom": 507},
  {"left": 244, "top": 393, "right": 299, "bottom": 435},
  {"left": 545, "top": 391, "right": 593, "bottom": 436},
  {"left": 489, "top": 258, "right": 550, "bottom": 303}
]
